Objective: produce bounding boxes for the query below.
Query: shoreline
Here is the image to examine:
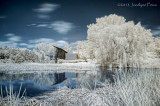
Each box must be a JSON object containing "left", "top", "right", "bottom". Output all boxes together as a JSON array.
[
  {"left": 0, "top": 62, "right": 99, "bottom": 74},
  {"left": 0, "top": 62, "right": 160, "bottom": 74}
]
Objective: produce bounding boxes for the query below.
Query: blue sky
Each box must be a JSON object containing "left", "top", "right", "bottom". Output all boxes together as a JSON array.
[{"left": 0, "top": 0, "right": 160, "bottom": 49}]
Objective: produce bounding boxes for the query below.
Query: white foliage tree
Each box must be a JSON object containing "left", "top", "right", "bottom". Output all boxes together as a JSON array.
[
  {"left": 151, "top": 37, "right": 160, "bottom": 58},
  {"left": 0, "top": 43, "right": 58, "bottom": 63},
  {"left": 33, "top": 43, "right": 56, "bottom": 55},
  {"left": 33, "top": 43, "right": 56, "bottom": 63},
  {"left": 77, "top": 14, "right": 158, "bottom": 67},
  {"left": 77, "top": 41, "right": 97, "bottom": 60},
  {"left": 0, "top": 47, "right": 39, "bottom": 63},
  {"left": 64, "top": 44, "right": 72, "bottom": 53}
]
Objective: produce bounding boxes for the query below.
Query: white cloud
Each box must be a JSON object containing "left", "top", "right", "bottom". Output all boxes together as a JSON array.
[
  {"left": 37, "top": 14, "right": 50, "bottom": 19},
  {"left": 19, "top": 43, "right": 28, "bottom": 46},
  {"left": 49, "top": 21, "right": 75, "bottom": 34},
  {"left": 56, "top": 40, "right": 69, "bottom": 47},
  {"left": 70, "top": 41, "right": 81, "bottom": 51},
  {"left": 33, "top": 3, "right": 60, "bottom": 20},
  {"left": 0, "top": 41, "right": 17, "bottom": 47},
  {"left": 0, "top": 16, "right": 7, "bottom": 19},
  {"left": 157, "top": 26, "right": 160, "bottom": 30},
  {"left": 55, "top": 40, "right": 80, "bottom": 52},
  {"left": 19, "top": 43, "right": 35, "bottom": 48},
  {"left": 0, "top": 34, "right": 80, "bottom": 50},
  {"left": 36, "top": 24, "right": 48, "bottom": 27},
  {"left": 152, "top": 30, "right": 160, "bottom": 36},
  {"left": 4, "top": 33, "right": 21, "bottom": 42},
  {"left": 34, "top": 3, "right": 60, "bottom": 13},
  {"left": 28, "top": 38, "right": 70, "bottom": 48},
  {"left": 30, "top": 21, "right": 75, "bottom": 34},
  {"left": 151, "top": 26, "right": 160, "bottom": 36},
  {"left": 8, "top": 36, "right": 21, "bottom": 42},
  {"left": 0, "top": 33, "right": 22, "bottom": 47},
  {"left": 0, "top": 16, "right": 6, "bottom": 19},
  {"left": 27, "top": 24, "right": 36, "bottom": 26},
  {"left": 142, "top": 25, "right": 149, "bottom": 29},
  {"left": 29, "top": 38, "right": 54, "bottom": 44}
]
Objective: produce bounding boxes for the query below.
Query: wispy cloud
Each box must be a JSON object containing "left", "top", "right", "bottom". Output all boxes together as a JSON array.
[
  {"left": 151, "top": 26, "right": 160, "bottom": 37},
  {"left": 5, "top": 33, "right": 21, "bottom": 42},
  {"left": 37, "top": 14, "right": 50, "bottom": 19},
  {"left": 34, "top": 3, "right": 60, "bottom": 13},
  {"left": 28, "top": 38, "right": 70, "bottom": 48},
  {"left": 157, "top": 26, "right": 160, "bottom": 30},
  {"left": 152, "top": 30, "right": 160, "bottom": 36},
  {"left": 29, "top": 38, "right": 54, "bottom": 44},
  {"left": 27, "top": 24, "right": 36, "bottom": 27},
  {"left": 70, "top": 41, "right": 81, "bottom": 51},
  {"left": 0, "top": 34, "right": 79, "bottom": 50},
  {"left": 0, "top": 41, "right": 18, "bottom": 47},
  {"left": 142, "top": 25, "right": 150, "bottom": 29},
  {"left": 0, "top": 16, "right": 7, "bottom": 19},
  {"left": 56, "top": 40, "right": 68, "bottom": 47},
  {"left": 0, "top": 33, "right": 72, "bottom": 49},
  {"left": 36, "top": 24, "right": 48, "bottom": 27},
  {"left": 0, "top": 33, "right": 21, "bottom": 47},
  {"left": 18, "top": 38, "right": 55, "bottom": 48},
  {"left": 49, "top": 21, "right": 75, "bottom": 34},
  {"left": 19, "top": 43, "right": 35, "bottom": 48},
  {"left": 29, "top": 21, "right": 75, "bottom": 34},
  {"left": 33, "top": 3, "right": 60, "bottom": 19}
]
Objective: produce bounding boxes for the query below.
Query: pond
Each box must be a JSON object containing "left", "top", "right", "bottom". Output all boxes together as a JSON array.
[
  {"left": 1, "top": 67, "right": 156, "bottom": 98},
  {"left": 0, "top": 68, "right": 115, "bottom": 97}
]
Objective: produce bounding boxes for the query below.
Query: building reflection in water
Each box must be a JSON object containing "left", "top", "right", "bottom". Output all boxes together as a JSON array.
[{"left": 0, "top": 68, "right": 116, "bottom": 97}]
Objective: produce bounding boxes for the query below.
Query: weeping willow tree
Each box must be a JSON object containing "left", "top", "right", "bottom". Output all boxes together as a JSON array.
[{"left": 77, "top": 14, "right": 160, "bottom": 68}]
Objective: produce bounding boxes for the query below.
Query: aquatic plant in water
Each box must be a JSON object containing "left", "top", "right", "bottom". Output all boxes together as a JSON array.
[{"left": 0, "top": 83, "right": 26, "bottom": 105}]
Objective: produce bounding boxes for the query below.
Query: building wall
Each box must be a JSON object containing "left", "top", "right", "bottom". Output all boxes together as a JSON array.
[
  {"left": 54, "top": 47, "right": 67, "bottom": 62},
  {"left": 65, "top": 53, "right": 77, "bottom": 60},
  {"left": 55, "top": 49, "right": 65, "bottom": 59}
]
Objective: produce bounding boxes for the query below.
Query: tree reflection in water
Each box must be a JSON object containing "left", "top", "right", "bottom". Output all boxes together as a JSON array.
[{"left": 0, "top": 68, "right": 116, "bottom": 97}]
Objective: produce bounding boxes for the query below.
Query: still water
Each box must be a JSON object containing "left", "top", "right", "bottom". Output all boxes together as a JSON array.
[{"left": 0, "top": 68, "right": 115, "bottom": 97}]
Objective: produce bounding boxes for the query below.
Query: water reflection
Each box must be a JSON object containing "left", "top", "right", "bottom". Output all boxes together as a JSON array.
[
  {"left": 76, "top": 68, "right": 115, "bottom": 89},
  {"left": 0, "top": 68, "right": 116, "bottom": 97},
  {"left": 54, "top": 73, "right": 66, "bottom": 84},
  {"left": 0, "top": 72, "right": 77, "bottom": 97},
  {"left": 32, "top": 73, "right": 55, "bottom": 89}
]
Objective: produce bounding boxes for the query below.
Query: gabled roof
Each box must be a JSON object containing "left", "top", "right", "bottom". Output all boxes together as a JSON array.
[{"left": 53, "top": 46, "right": 68, "bottom": 53}]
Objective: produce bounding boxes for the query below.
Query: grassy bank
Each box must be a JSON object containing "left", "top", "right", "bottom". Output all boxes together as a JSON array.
[{"left": 1, "top": 68, "right": 160, "bottom": 106}]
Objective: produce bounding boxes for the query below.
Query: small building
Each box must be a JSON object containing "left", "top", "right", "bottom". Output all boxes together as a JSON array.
[
  {"left": 47, "top": 46, "right": 68, "bottom": 63},
  {"left": 54, "top": 46, "right": 68, "bottom": 60}
]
